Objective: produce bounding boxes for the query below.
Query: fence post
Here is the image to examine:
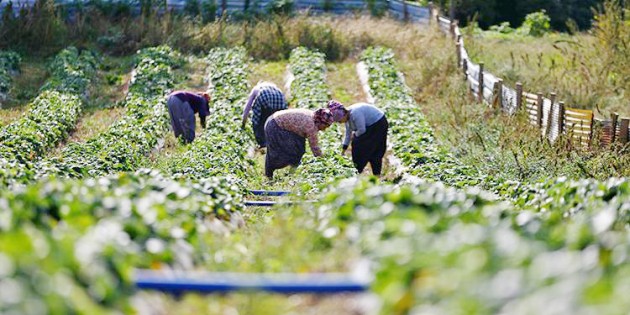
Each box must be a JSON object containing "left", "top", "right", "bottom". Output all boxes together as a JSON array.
[
  {"left": 558, "top": 101, "right": 565, "bottom": 136},
  {"left": 620, "top": 118, "right": 629, "bottom": 145},
  {"left": 545, "top": 92, "right": 556, "bottom": 138},
  {"left": 588, "top": 112, "right": 595, "bottom": 148},
  {"left": 478, "top": 62, "right": 484, "bottom": 103},
  {"left": 450, "top": 21, "right": 457, "bottom": 39},
  {"left": 495, "top": 79, "right": 503, "bottom": 110},
  {"left": 462, "top": 58, "right": 468, "bottom": 81},
  {"left": 611, "top": 113, "right": 619, "bottom": 144},
  {"left": 428, "top": 2, "right": 434, "bottom": 25},
  {"left": 516, "top": 82, "right": 523, "bottom": 112},
  {"left": 403, "top": 0, "right": 409, "bottom": 22},
  {"left": 536, "top": 92, "right": 543, "bottom": 128},
  {"left": 456, "top": 42, "right": 461, "bottom": 67},
  {"left": 435, "top": 7, "right": 440, "bottom": 25},
  {"left": 221, "top": 0, "right": 227, "bottom": 15}
]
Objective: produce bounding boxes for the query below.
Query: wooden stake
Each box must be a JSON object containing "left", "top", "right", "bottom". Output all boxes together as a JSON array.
[
  {"left": 536, "top": 92, "right": 543, "bottom": 128},
  {"left": 478, "top": 62, "right": 484, "bottom": 103},
  {"left": 428, "top": 2, "right": 434, "bottom": 26},
  {"left": 588, "top": 111, "right": 594, "bottom": 148},
  {"left": 558, "top": 101, "right": 565, "bottom": 136},
  {"left": 611, "top": 112, "right": 619, "bottom": 144},
  {"left": 620, "top": 118, "right": 629, "bottom": 144},
  {"left": 516, "top": 83, "right": 523, "bottom": 112},
  {"left": 496, "top": 79, "right": 503, "bottom": 110},
  {"left": 462, "top": 58, "right": 468, "bottom": 81},
  {"left": 456, "top": 42, "right": 461, "bottom": 67}
]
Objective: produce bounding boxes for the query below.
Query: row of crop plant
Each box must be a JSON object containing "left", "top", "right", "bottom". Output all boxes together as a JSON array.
[
  {"left": 160, "top": 47, "right": 257, "bottom": 189},
  {"left": 360, "top": 46, "right": 481, "bottom": 187},
  {"left": 37, "top": 46, "right": 182, "bottom": 179},
  {"left": 0, "top": 168, "right": 245, "bottom": 314},
  {"left": 0, "top": 47, "right": 97, "bottom": 186},
  {"left": 310, "top": 174, "right": 630, "bottom": 314},
  {"left": 0, "top": 51, "right": 21, "bottom": 103},
  {"left": 284, "top": 47, "right": 356, "bottom": 192}
]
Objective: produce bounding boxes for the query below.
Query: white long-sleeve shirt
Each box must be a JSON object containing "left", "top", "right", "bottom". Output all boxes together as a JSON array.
[{"left": 343, "top": 103, "right": 385, "bottom": 146}]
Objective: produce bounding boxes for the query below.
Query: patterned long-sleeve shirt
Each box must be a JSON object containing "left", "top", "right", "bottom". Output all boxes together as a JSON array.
[
  {"left": 242, "top": 82, "right": 286, "bottom": 125},
  {"left": 343, "top": 103, "right": 385, "bottom": 146},
  {"left": 272, "top": 108, "right": 322, "bottom": 156}
]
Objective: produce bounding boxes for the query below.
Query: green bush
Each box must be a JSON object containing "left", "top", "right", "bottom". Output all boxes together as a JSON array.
[{"left": 520, "top": 10, "right": 551, "bottom": 36}]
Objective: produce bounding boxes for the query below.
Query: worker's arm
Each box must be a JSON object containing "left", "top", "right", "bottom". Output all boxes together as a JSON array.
[
  {"left": 242, "top": 87, "right": 259, "bottom": 128},
  {"left": 307, "top": 133, "right": 322, "bottom": 157},
  {"left": 342, "top": 121, "right": 352, "bottom": 153},
  {"left": 200, "top": 115, "right": 207, "bottom": 129}
]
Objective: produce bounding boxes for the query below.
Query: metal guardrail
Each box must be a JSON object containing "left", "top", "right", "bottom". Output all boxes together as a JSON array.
[{"left": 0, "top": 0, "right": 431, "bottom": 22}]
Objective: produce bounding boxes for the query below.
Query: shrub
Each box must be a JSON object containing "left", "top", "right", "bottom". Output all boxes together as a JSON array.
[
  {"left": 520, "top": 10, "right": 551, "bottom": 36},
  {"left": 489, "top": 21, "right": 515, "bottom": 34}
]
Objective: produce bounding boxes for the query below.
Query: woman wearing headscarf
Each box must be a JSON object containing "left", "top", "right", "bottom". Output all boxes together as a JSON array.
[
  {"left": 166, "top": 90, "right": 211, "bottom": 143},
  {"left": 263, "top": 108, "right": 334, "bottom": 179},
  {"left": 328, "top": 100, "right": 388, "bottom": 176},
  {"left": 242, "top": 81, "right": 289, "bottom": 148}
]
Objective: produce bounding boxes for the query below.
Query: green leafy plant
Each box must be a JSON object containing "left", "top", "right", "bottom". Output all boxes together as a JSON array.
[
  {"left": 38, "top": 46, "right": 182, "bottom": 179},
  {"left": 0, "top": 170, "right": 245, "bottom": 313},
  {"left": 160, "top": 47, "right": 256, "bottom": 189},
  {"left": 0, "top": 47, "right": 97, "bottom": 186},
  {"left": 361, "top": 46, "right": 481, "bottom": 187},
  {"left": 286, "top": 47, "right": 355, "bottom": 191},
  {"left": 520, "top": 10, "right": 551, "bottom": 37}
]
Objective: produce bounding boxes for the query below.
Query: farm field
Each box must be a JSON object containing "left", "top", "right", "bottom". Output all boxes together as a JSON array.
[{"left": 0, "top": 9, "right": 629, "bottom": 315}]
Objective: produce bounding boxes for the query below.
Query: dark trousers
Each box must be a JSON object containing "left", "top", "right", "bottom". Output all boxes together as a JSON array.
[
  {"left": 351, "top": 116, "right": 388, "bottom": 176},
  {"left": 253, "top": 106, "right": 278, "bottom": 147},
  {"left": 167, "top": 96, "right": 195, "bottom": 143}
]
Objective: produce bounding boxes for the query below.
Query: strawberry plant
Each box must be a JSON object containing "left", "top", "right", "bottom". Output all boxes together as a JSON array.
[
  {"left": 285, "top": 47, "right": 355, "bottom": 191},
  {"left": 0, "top": 51, "right": 21, "bottom": 99},
  {"left": 360, "top": 47, "right": 481, "bottom": 187},
  {"left": 311, "top": 175, "right": 630, "bottom": 314},
  {"left": 160, "top": 47, "right": 257, "bottom": 187},
  {"left": 38, "top": 46, "right": 182, "bottom": 178},
  {"left": 0, "top": 170, "right": 245, "bottom": 313},
  {"left": 0, "top": 47, "right": 96, "bottom": 186},
  {"left": 288, "top": 47, "right": 330, "bottom": 109}
]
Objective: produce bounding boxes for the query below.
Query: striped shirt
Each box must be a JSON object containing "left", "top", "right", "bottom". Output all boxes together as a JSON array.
[{"left": 271, "top": 109, "right": 322, "bottom": 156}]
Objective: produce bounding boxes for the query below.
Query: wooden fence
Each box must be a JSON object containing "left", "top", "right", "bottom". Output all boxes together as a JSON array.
[{"left": 436, "top": 13, "right": 630, "bottom": 149}]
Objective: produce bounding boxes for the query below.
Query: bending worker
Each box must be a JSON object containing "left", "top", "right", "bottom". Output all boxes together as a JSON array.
[
  {"left": 264, "top": 108, "right": 333, "bottom": 179},
  {"left": 166, "top": 90, "right": 210, "bottom": 143},
  {"left": 242, "top": 81, "right": 288, "bottom": 148},
  {"left": 328, "top": 100, "right": 388, "bottom": 176}
]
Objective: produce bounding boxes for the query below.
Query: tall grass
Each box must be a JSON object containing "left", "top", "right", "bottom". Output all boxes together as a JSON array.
[{"left": 393, "top": 22, "right": 630, "bottom": 183}]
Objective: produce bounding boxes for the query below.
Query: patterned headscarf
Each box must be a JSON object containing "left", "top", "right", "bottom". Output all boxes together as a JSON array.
[
  {"left": 313, "top": 108, "right": 334, "bottom": 130},
  {"left": 327, "top": 100, "right": 348, "bottom": 122}
]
